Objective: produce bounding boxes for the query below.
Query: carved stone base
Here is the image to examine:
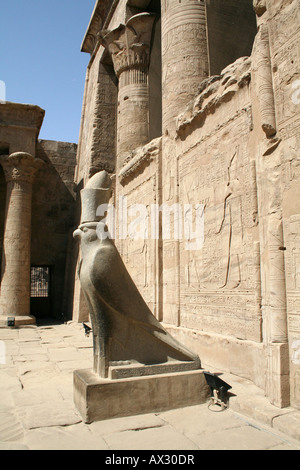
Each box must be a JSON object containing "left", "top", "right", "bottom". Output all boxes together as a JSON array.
[
  {"left": 74, "top": 368, "right": 210, "bottom": 424},
  {"left": 109, "top": 358, "right": 201, "bottom": 379},
  {"left": 0, "top": 315, "right": 36, "bottom": 327}
]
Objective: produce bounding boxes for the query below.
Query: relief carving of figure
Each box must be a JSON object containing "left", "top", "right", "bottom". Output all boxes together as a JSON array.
[{"left": 216, "top": 150, "right": 243, "bottom": 289}]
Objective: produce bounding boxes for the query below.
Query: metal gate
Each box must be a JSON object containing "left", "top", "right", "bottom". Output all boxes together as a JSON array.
[{"left": 30, "top": 266, "right": 51, "bottom": 318}]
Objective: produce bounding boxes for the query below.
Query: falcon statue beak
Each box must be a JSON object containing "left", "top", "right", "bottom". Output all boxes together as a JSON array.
[{"left": 73, "top": 228, "right": 82, "bottom": 240}]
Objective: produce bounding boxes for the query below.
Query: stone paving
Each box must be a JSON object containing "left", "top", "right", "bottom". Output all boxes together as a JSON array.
[{"left": 0, "top": 321, "right": 300, "bottom": 451}]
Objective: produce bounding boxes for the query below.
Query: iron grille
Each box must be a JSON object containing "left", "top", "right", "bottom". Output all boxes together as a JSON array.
[{"left": 30, "top": 267, "right": 50, "bottom": 298}]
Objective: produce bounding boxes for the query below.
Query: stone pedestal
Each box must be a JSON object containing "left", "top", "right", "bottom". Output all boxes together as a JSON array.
[
  {"left": 0, "top": 152, "right": 43, "bottom": 326},
  {"left": 103, "top": 13, "right": 155, "bottom": 168},
  {"left": 74, "top": 368, "right": 210, "bottom": 423}
]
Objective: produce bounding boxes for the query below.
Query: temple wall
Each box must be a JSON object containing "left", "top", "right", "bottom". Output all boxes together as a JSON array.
[
  {"left": 167, "top": 69, "right": 266, "bottom": 387},
  {"left": 74, "top": 0, "right": 300, "bottom": 409},
  {"left": 174, "top": 62, "right": 259, "bottom": 342},
  {"left": 116, "top": 137, "right": 163, "bottom": 320},
  {"left": 117, "top": 57, "right": 267, "bottom": 388},
  {"left": 31, "top": 140, "right": 77, "bottom": 321}
]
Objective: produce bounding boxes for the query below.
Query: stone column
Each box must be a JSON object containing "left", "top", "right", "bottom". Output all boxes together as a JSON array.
[
  {"left": 161, "top": 0, "right": 209, "bottom": 135},
  {"left": 103, "top": 13, "right": 155, "bottom": 169},
  {"left": 160, "top": 0, "right": 208, "bottom": 326},
  {"left": 0, "top": 152, "right": 43, "bottom": 326},
  {"left": 256, "top": 23, "right": 276, "bottom": 138},
  {"left": 265, "top": 214, "right": 290, "bottom": 408}
]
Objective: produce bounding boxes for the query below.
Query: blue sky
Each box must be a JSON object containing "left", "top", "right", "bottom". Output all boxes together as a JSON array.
[{"left": 1, "top": 0, "right": 96, "bottom": 143}]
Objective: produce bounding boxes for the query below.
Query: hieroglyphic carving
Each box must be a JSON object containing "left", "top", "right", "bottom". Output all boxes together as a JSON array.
[
  {"left": 176, "top": 57, "right": 252, "bottom": 139},
  {"left": 250, "top": 160, "right": 259, "bottom": 226},
  {"left": 119, "top": 137, "right": 162, "bottom": 185},
  {"left": 272, "top": 35, "right": 300, "bottom": 132},
  {"left": 268, "top": 0, "right": 300, "bottom": 53},
  {"left": 285, "top": 214, "right": 300, "bottom": 339},
  {"left": 161, "top": 0, "right": 209, "bottom": 134},
  {"left": 176, "top": 110, "right": 262, "bottom": 341},
  {"left": 117, "top": 175, "right": 160, "bottom": 318},
  {"left": 216, "top": 148, "right": 243, "bottom": 290},
  {"left": 89, "top": 63, "right": 117, "bottom": 175}
]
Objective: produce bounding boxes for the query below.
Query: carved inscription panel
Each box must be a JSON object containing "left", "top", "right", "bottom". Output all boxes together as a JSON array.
[
  {"left": 177, "top": 114, "right": 262, "bottom": 342},
  {"left": 270, "top": 1, "right": 300, "bottom": 137},
  {"left": 116, "top": 168, "right": 160, "bottom": 319}
]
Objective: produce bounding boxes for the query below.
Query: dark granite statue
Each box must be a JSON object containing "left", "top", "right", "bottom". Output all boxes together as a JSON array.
[{"left": 73, "top": 171, "right": 200, "bottom": 379}]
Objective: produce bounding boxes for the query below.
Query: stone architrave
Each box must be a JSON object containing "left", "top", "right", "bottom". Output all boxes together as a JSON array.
[
  {"left": 103, "top": 13, "right": 155, "bottom": 168},
  {"left": 0, "top": 152, "right": 43, "bottom": 326},
  {"left": 161, "top": 0, "right": 209, "bottom": 135}
]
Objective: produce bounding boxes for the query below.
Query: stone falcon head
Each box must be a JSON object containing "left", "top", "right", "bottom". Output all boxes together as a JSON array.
[{"left": 73, "top": 171, "right": 112, "bottom": 243}]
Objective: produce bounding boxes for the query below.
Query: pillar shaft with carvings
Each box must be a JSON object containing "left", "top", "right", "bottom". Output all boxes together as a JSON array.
[
  {"left": 161, "top": 0, "right": 209, "bottom": 135},
  {"left": 256, "top": 23, "right": 276, "bottom": 137},
  {"left": 0, "top": 152, "right": 43, "bottom": 325},
  {"left": 103, "top": 13, "right": 155, "bottom": 168}
]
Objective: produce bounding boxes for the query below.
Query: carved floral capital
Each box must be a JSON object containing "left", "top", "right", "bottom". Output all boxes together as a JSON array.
[
  {"left": 0, "top": 152, "right": 44, "bottom": 184},
  {"left": 102, "top": 12, "right": 155, "bottom": 78}
]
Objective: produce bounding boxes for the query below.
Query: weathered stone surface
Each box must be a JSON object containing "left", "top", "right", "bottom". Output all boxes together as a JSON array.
[
  {"left": 104, "top": 424, "right": 199, "bottom": 451},
  {"left": 1, "top": 0, "right": 300, "bottom": 418},
  {"left": 0, "top": 322, "right": 299, "bottom": 449},
  {"left": 161, "top": 0, "right": 209, "bottom": 136},
  {"left": 273, "top": 411, "right": 300, "bottom": 441},
  {"left": 72, "top": 0, "right": 300, "bottom": 412},
  {"left": 23, "top": 424, "right": 109, "bottom": 451},
  {"left": 0, "top": 412, "right": 24, "bottom": 443},
  {"left": 0, "top": 103, "right": 77, "bottom": 324},
  {"left": 32, "top": 140, "right": 77, "bottom": 320},
  {"left": 19, "top": 402, "right": 81, "bottom": 430},
  {"left": 74, "top": 368, "right": 209, "bottom": 423}
]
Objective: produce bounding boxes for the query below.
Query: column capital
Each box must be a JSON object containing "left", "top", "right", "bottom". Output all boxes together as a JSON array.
[
  {"left": 0, "top": 152, "right": 44, "bottom": 184},
  {"left": 102, "top": 12, "right": 155, "bottom": 78}
]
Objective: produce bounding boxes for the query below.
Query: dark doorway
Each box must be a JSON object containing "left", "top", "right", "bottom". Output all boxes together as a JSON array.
[
  {"left": 206, "top": 0, "right": 257, "bottom": 76},
  {"left": 30, "top": 266, "right": 52, "bottom": 318}
]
